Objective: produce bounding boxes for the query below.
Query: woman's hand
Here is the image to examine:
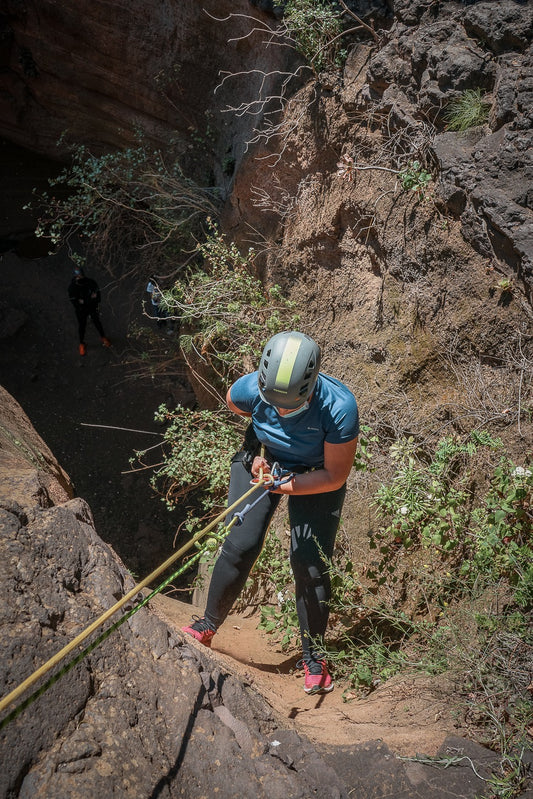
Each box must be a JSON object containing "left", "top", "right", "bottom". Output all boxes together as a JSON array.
[{"left": 251, "top": 455, "right": 271, "bottom": 479}]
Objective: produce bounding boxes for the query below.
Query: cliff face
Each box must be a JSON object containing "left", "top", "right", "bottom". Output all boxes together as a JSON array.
[
  {"left": 0, "top": 387, "right": 347, "bottom": 798},
  {"left": 223, "top": 0, "right": 531, "bottom": 467},
  {"left": 0, "top": 0, "right": 290, "bottom": 170},
  {"left": 227, "top": 1, "right": 532, "bottom": 281}
]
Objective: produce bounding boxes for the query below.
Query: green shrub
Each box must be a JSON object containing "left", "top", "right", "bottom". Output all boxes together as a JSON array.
[
  {"left": 465, "top": 460, "right": 533, "bottom": 607},
  {"left": 283, "top": 0, "right": 346, "bottom": 72},
  {"left": 253, "top": 531, "right": 300, "bottom": 650},
  {"left": 327, "top": 633, "right": 408, "bottom": 695},
  {"left": 399, "top": 160, "right": 432, "bottom": 195},
  {"left": 163, "top": 220, "right": 299, "bottom": 386},
  {"left": 30, "top": 143, "right": 217, "bottom": 273},
  {"left": 370, "top": 433, "right": 501, "bottom": 554},
  {"left": 140, "top": 404, "right": 242, "bottom": 522}
]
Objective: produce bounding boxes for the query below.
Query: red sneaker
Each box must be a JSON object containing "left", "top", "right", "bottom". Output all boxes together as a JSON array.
[
  {"left": 101, "top": 336, "right": 111, "bottom": 348},
  {"left": 299, "top": 657, "right": 334, "bottom": 694},
  {"left": 181, "top": 616, "right": 216, "bottom": 648},
  {"left": 79, "top": 342, "right": 87, "bottom": 356}
]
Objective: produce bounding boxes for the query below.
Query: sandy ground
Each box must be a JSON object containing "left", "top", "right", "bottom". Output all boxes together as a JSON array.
[{"left": 152, "top": 595, "right": 458, "bottom": 756}]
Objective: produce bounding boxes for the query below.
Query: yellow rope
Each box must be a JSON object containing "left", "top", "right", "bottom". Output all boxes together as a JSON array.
[{"left": 0, "top": 478, "right": 265, "bottom": 716}]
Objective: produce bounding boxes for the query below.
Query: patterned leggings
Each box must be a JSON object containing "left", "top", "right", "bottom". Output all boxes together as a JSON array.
[{"left": 204, "top": 454, "right": 346, "bottom": 657}]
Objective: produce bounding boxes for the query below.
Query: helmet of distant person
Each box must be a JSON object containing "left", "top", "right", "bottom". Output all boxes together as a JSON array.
[{"left": 258, "top": 331, "right": 321, "bottom": 409}]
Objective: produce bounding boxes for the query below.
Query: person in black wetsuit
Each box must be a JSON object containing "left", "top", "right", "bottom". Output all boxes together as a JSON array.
[{"left": 68, "top": 267, "right": 111, "bottom": 356}]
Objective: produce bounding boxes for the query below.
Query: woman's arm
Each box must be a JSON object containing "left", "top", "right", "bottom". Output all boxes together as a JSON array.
[
  {"left": 253, "top": 438, "right": 358, "bottom": 495},
  {"left": 226, "top": 387, "right": 252, "bottom": 417}
]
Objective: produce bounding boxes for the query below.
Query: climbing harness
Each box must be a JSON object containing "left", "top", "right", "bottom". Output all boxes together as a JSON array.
[
  {"left": 0, "top": 476, "right": 271, "bottom": 727},
  {"left": 232, "top": 463, "right": 294, "bottom": 526}
]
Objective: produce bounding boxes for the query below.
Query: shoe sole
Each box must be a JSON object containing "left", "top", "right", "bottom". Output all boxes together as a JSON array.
[{"left": 304, "top": 683, "right": 334, "bottom": 694}]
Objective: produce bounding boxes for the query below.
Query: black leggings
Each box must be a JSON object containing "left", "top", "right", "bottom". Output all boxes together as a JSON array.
[
  {"left": 204, "top": 455, "right": 346, "bottom": 657},
  {"left": 75, "top": 307, "right": 105, "bottom": 343}
]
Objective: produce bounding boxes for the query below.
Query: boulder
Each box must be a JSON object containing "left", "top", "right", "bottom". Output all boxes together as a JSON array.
[{"left": 463, "top": 0, "right": 533, "bottom": 55}]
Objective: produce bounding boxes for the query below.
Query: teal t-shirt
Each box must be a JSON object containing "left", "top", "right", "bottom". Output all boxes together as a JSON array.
[{"left": 229, "top": 372, "right": 359, "bottom": 470}]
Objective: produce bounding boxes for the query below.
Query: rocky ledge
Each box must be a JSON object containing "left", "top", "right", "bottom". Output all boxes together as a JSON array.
[{"left": 0, "top": 386, "right": 347, "bottom": 799}]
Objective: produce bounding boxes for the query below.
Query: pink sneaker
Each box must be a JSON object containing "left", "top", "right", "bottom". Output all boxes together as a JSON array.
[
  {"left": 299, "top": 657, "right": 334, "bottom": 694},
  {"left": 181, "top": 616, "right": 216, "bottom": 648}
]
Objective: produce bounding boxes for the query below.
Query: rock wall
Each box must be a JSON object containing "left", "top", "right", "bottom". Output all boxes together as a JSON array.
[
  {"left": 222, "top": 1, "right": 532, "bottom": 461},
  {"left": 227, "top": 0, "right": 532, "bottom": 284},
  {"left": 0, "top": 387, "right": 348, "bottom": 798},
  {"left": 0, "top": 0, "right": 290, "bottom": 172}
]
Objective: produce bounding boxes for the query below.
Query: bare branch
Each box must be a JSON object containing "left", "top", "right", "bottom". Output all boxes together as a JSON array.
[{"left": 337, "top": 0, "right": 379, "bottom": 42}]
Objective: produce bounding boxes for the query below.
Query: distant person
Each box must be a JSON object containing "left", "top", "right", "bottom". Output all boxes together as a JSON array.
[
  {"left": 68, "top": 267, "right": 111, "bottom": 356},
  {"left": 146, "top": 276, "right": 174, "bottom": 334}
]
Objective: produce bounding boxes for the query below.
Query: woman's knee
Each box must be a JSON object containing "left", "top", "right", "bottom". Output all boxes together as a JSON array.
[
  {"left": 220, "top": 536, "right": 260, "bottom": 573},
  {"left": 290, "top": 556, "right": 327, "bottom": 589}
]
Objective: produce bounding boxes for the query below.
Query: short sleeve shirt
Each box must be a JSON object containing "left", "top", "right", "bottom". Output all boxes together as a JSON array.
[{"left": 229, "top": 372, "right": 359, "bottom": 470}]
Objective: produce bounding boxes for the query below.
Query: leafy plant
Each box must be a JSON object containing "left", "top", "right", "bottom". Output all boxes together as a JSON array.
[
  {"left": 370, "top": 433, "right": 501, "bottom": 556},
  {"left": 283, "top": 0, "right": 346, "bottom": 72},
  {"left": 465, "top": 460, "right": 533, "bottom": 607},
  {"left": 252, "top": 531, "right": 300, "bottom": 650},
  {"left": 444, "top": 88, "right": 490, "bottom": 132},
  {"left": 29, "top": 142, "right": 217, "bottom": 274},
  {"left": 327, "top": 632, "right": 408, "bottom": 695},
  {"left": 353, "top": 424, "right": 378, "bottom": 472},
  {"left": 336, "top": 153, "right": 434, "bottom": 200},
  {"left": 399, "top": 160, "right": 433, "bottom": 195},
  {"left": 162, "top": 219, "right": 299, "bottom": 387},
  {"left": 137, "top": 404, "right": 242, "bottom": 523},
  {"left": 259, "top": 598, "right": 300, "bottom": 651},
  {"left": 496, "top": 277, "right": 514, "bottom": 294},
  {"left": 367, "top": 433, "right": 533, "bottom": 611}
]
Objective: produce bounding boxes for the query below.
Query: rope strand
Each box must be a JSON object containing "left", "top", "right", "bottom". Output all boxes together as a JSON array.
[{"left": 0, "top": 479, "right": 265, "bottom": 720}]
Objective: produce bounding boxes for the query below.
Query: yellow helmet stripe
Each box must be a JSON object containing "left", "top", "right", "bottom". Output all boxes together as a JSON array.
[{"left": 274, "top": 335, "right": 302, "bottom": 393}]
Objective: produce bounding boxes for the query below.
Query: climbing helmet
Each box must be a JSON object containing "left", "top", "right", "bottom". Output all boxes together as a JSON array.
[{"left": 258, "top": 331, "right": 321, "bottom": 409}]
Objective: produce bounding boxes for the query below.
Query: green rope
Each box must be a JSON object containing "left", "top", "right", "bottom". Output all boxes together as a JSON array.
[{"left": 0, "top": 532, "right": 223, "bottom": 731}]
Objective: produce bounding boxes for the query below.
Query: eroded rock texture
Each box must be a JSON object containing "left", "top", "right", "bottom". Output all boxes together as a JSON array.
[
  {"left": 365, "top": 0, "right": 533, "bottom": 278},
  {"left": 222, "top": 0, "right": 531, "bottom": 438},
  {"left": 0, "top": 387, "right": 347, "bottom": 798},
  {"left": 0, "top": 0, "right": 291, "bottom": 171}
]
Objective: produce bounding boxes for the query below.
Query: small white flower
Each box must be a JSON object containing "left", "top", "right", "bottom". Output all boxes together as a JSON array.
[
  {"left": 277, "top": 591, "right": 285, "bottom": 605},
  {"left": 512, "top": 466, "right": 532, "bottom": 477},
  {"left": 336, "top": 153, "right": 355, "bottom": 181},
  {"left": 400, "top": 506, "right": 409, "bottom": 515}
]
